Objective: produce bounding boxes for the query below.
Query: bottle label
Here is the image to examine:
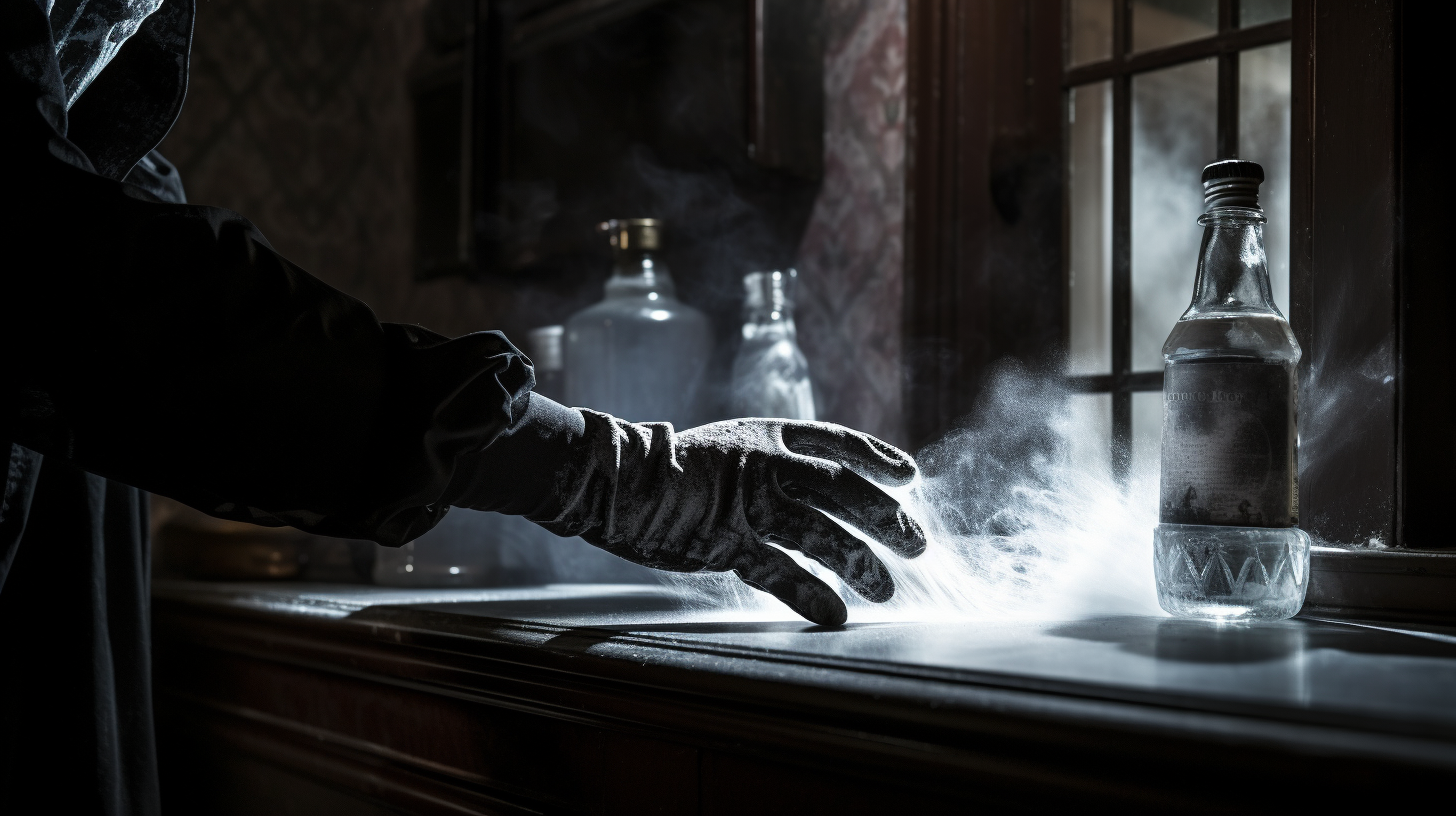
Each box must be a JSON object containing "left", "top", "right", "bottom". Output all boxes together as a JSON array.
[{"left": 1160, "top": 361, "right": 1297, "bottom": 527}]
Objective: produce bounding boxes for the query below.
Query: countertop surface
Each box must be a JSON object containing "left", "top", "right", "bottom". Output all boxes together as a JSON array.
[{"left": 154, "top": 580, "right": 1456, "bottom": 751}]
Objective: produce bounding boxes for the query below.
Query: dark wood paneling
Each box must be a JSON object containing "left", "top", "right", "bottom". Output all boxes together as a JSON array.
[
  {"left": 700, "top": 752, "right": 987, "bottom": 814},
  {"left": 1297, "top": 0, "right": 1400, "bottom": 546},
  {"left": 509, "top": 0, "right": 671, "bottom": 58},
  {"left": 152, "top": 586, "right": 1456, "bottom": 814},
  {"left": 1109, "top": 0, "right": 1132, "bottom": 473},
  {"left": 746, "top": 0, "right": 826, "bottom": 180},
  {"left": 903, "top": 0, "right": 1065, "bottom": 449},
  {"left": 157, "top": 642, "right": 702, "bottom": 814},
  {"left": 471, "top": 0, "right": 507, "bottom": 275},
  {"left": 1287, "top": 0, "right": 1312, "bottom": 394},
  {"left": 1396, "top": 4, "right": 1456, "bottom": 549},
  {"left": 1215, "top": 0, "right": 1238, "bottom": 159}
]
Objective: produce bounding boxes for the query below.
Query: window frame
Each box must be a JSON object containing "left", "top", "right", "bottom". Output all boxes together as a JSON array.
[
  {"left": 905, "top": 0, "right": 1454, "bottom": 619},
  {"left": 1060, "top": 0, "right": 1294, "bottom": 482}
]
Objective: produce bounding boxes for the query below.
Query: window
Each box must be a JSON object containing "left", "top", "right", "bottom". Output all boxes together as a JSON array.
[
  {"left": 906, "top": 0, "right": 1452, "bottom": 617},
  {"left": 1062, "top": 0, "right": 1293, "bottom": 481}
]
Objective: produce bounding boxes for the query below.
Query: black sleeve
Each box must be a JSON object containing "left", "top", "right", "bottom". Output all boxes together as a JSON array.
[{"left": 2, "top": 3, "right": 534, "bottom": 546}]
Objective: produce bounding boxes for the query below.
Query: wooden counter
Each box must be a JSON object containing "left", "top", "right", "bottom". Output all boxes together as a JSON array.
[{"left": 153, "top": 581, "right": 1456, "bottom": 814}]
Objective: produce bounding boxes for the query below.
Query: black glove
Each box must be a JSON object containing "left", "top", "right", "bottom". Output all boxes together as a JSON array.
[{"left": 448, "top": 395, "right": 927, "bottom": 625}]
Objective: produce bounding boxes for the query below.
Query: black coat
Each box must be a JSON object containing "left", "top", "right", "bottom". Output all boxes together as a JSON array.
[{"left": 0, "top": 2, "right": 538, "bottom": 812}]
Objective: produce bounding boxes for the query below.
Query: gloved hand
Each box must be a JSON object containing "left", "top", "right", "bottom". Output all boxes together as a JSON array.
[{"left": 449, "top": 396, "right": 926, "bottom": 625}]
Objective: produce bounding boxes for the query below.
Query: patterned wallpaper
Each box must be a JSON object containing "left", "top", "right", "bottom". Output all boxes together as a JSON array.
[
  {"left": 160, "top": 0, "right": 907, "bottom": 442},
  {"left": 794, "top": 0, "right": 907, "bottom": 447},
  {"left": 158, "top": 0, "right": 515, "bottom": 338}
]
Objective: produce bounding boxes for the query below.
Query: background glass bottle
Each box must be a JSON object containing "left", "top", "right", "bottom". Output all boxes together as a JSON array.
[
  {"left": 525, "top": 325, "right": 566, "bottom": 402},
  {"left": 731, "top": 269, "right": 815, "bottom": 420},
  {"left": 564, "top": 219, "right": 713, "bottom": 427},
  {"left": 1153, "top": 160, "right": 1310, "bottom": 620}
]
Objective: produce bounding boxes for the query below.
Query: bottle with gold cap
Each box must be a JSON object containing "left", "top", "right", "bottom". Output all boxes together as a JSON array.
[{"left": 564, "top": 218, "right": 713, "bottom": 426}]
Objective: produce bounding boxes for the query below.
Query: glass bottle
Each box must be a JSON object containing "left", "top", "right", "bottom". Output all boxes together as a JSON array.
[
  {"left": 564, "top": 219, "right": 713, "bottom": 427},
  {"left": 731, "top": 269, "right": 815, "bottom": 420},
  {"left": 525, "top": 325, "right": 566, "bottom": 402},
  {"left": 1153, "top": 160, "right": 1310, "bottom": 620}
]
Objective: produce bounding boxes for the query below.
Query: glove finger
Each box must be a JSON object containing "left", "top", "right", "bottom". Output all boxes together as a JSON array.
[
  {"left": 779, "top": 462, "right": 927, "bottom": 559},
  {"left": 730, "top": 544, "right": 848, "bottom": 626},
  {"left": 769, "top": 503, "right": 896, "bottom": 603},
  {"left": 780, "top": 423, "right": 917, "bottom": 486}
]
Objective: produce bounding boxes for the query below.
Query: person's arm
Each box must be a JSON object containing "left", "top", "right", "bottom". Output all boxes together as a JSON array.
[
  {"left": 2, "top": 4, "right": 530, "bottom": 545},
  {"left": 3, "top": 154, "right": 533, "bottom": 545},
  {"left": 3, "top": 1, "right": 927, "bottom": 625}
]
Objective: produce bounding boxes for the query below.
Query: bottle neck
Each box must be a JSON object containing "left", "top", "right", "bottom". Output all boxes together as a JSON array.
[
  {"left": 741, "top": 271, "right": 797, "bottom": 338},
  {"left": 742, "top": 310, "right": 797, "bottom": 341},
  {"left": 605, "top": 252, "right": 677, "bottom": 298},
  {"left": 1185, "top": 207, "right": 1282, "bottom": 319}
]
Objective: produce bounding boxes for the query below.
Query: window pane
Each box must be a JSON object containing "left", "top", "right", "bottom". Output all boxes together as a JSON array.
[
  {"left": 1131, "top": 58, "right": 1216, "bottom": 372},
  {"left": 1240, "top": 41, "right": 1292, "bottom": 317},
  {"left": 1067, "top": 393, "right": 1113, "bottom": 480},
  {"left": 1131, "top": 0, "right": 1217, "bottom": 53},
  {"left": 1240, "top": 0, "right": 1292, "bottom": 28},
  {"left": 1068, "top": 82, "right": 1113, "bottom": 375},
  {"left": 1131, "top": 390, "right": 1163, "bottom": 492},
  {"left": 1068, "top": 0, "right": 1114, "bottom": 67}
]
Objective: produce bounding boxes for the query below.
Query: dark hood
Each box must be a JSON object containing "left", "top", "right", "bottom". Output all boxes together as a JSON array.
[
  {"left": 50, "top": 0, "right": 165, "bottom": 108},
  {"left": 39, "top": 0, "right": 193, "bottom": 181}
]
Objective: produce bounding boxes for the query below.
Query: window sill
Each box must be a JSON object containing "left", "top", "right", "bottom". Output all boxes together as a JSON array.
[{"left": 1306, "top": 545, "right": 1456, "bottom": 624}]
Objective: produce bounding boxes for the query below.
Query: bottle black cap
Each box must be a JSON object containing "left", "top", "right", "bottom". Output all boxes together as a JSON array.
[{"left": 1201, "top": 160, "right": 1264, "bottom": 211}]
